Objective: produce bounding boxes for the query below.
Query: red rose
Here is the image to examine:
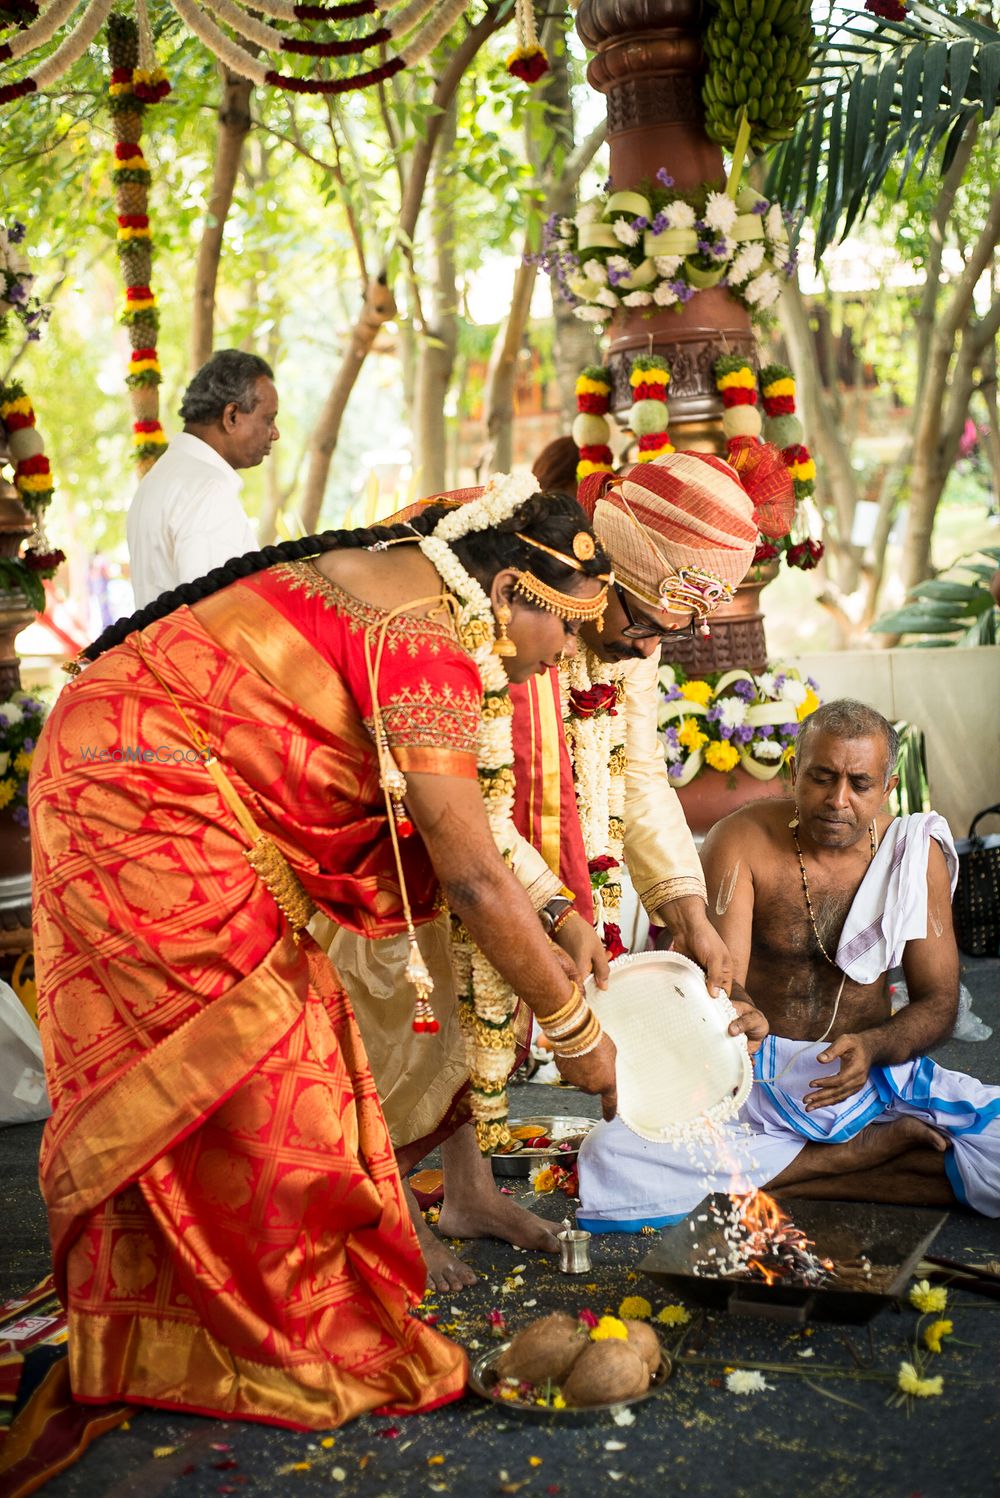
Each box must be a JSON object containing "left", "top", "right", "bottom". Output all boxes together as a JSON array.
[
  {"left": 786, "top": 541, "right": 820, "bottom": 571},
  {"left": 570, "top": 684, "right": 617, "bottom": 718},
  {"left": 601, "top": 922, "right": 627, "bottom": 960},
  {"left": 865, "top": 0, "right": 906, "bottom": 18},
  {"left": 588, "top": 854, "right": 619, "bottom": 876},
  {"left": 753, "top": 540, "right": 779, "bottom": 564}
]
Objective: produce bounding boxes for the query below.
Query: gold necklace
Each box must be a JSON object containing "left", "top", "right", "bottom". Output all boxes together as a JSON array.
[{"left": 792, "top": 820, "right": 878, "bottom": 967}]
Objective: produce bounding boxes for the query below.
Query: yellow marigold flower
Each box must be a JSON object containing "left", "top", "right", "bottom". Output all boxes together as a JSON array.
[
  {"left": 13, "top": 750, "right": 32, "bottom": 776},
  {"left": 576, "top": 374, "right": 610, "bottom": 396},
  {"left": 909, "top": 1279, "right": 948, "bottom": 1314},
  {"left": 796, "top": 687, "right": 820, "bottom": 722},
  {"left": 636, "top": 443, "right": 674, "bottom": 462},
  {"left": 677, "top": 717, "right": 708, "bottom": 752},
  {"left": 717, "top": 369, "right": 756, "bottom": 391},
  {"left": 0, "top": 779, "right": 16, "bottom": 809},
  {"left": 782, "top": 744, "right": 795, "bottom": 764},
  {"left": 762, "top": 377, "right": 795, "bottom": 398},
  {"left": 0, "top": 395, "right": 33, "bottom": 419},
  {"left": 923, "top": 1319, "right": 953, "bottom": 1354},
  {"left": 618, "top": 1295, "right": 652, "bottom": 1321},
  {"left": 680, "top": 680, "right": 713, "bottom": 705},
  {"left": 705, "top": 741, "right": 741, "bottom": 773},
  {"left": 590, "top": 1316, "right": 629, "bottom": 1342},
  {"left": 789, "top": 459, "right": 817, "bottom": 482},
  {"left": 577, "top": 460, "right": 613, "bottom": 479},
  {"left": 16, "top": 474, "right": 52, "bottom": 493},
  {"left": 897, "top": 1360, "right": 943, "bottom": 1398},
  {"left": 531, "top": 1166, "right": 557, "bottom": 1195},
  {"left": 552, "top": 1393, "right": 566, "bottom": 1409},
  {"left": 656, "top": 1304, "right": 691, "bottom": 1326}
]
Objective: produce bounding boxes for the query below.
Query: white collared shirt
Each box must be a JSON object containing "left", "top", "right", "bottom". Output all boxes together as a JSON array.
[{"left": 126, "top": 432, "right": 258, "bottom": 608}]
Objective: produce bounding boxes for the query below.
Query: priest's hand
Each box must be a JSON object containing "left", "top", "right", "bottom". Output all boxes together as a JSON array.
[
  {"left": 805, "top": 1031, "right": 876, "bottom": 1110},
  {"left": 727, "top": 997, "right": 768, "bottom": 1058},
  {"left": 553, "top": 1031, "right": 617, "bottom": 1121},
  {"left": 554, "top": 912, "right": 610, "bottom": 990}
]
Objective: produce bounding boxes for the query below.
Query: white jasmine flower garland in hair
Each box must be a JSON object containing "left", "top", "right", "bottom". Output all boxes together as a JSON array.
[{"left": 418, "top": 471, "right": 536, "bottom": 1154}]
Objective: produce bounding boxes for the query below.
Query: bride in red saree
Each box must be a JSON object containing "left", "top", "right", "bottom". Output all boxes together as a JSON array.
[{"left": 27, "top": 483, "right": 617, "bottom": 1434}]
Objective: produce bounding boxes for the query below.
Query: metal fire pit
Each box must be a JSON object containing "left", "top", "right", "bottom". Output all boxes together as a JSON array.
[{"left": 639, "top": 1193, "right": 947, "bottom": 1325}]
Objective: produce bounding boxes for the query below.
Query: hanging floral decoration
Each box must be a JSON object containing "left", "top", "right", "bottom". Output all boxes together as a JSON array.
[
  {"left": 759, "top": 362, "right": 824, "bottom": 572},
  {"left": 0, "top": 690, "right": 49, "bottom": 827},
  {"left": 573, "top": 365, "right": 614, "bottom": 484},
  {"left": 0, "top": 0, "right": 477, "bottom": 104},
  {"left": 714, "top": 351, "right": 763, "bottom": 460},
  {"left": 0, "top": 223, "right": 64, "bottom": 600},
  {"left": 658, "top": 664, "right": 820, "bottom": 786},
  {"left": 539, "top": 177, "right": 794, "bottom": 327},
  {"left": 506, "top": 0, "right": 547, "bottom": 83},
  {"left": 627, "top": 354, "right": 672, "bottom": 462},
  {"left": 107, "top": 12, "right": 167, "bottom": 473}
]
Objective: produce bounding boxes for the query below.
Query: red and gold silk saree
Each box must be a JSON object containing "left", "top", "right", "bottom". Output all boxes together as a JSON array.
[{"left": 28, "top": 562, "right": 481, "bottom": 1430}]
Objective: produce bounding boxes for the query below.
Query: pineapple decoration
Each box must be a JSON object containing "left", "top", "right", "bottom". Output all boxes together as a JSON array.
[{"left": 106, "top": 9, "right": 169, "bottom": 475}]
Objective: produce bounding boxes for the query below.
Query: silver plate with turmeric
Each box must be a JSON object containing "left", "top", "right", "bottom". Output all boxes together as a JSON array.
[
  {"left": 490, "top": 1116, "right": 594, "bottom": 1178},
  {"left": 468, "top": 1343, "right": 673, "bottom": 1423}
]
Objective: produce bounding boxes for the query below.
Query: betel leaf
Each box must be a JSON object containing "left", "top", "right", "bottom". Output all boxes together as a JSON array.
[
  {"left": 908, "top": 579, "right": 988, "bottom": 602},
  {"left": 869, "top": 612, "right": 967, "bottom": 633}
]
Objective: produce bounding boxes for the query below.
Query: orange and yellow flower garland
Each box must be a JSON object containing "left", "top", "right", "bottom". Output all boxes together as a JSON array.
[
  {"left": 628, "top": 355, "right": 673, "bottom": 462},
  {"left": 573, "top": 366, "right": 614, "bottom": 484},
  {"left": 0, "top": 380, "right": 65, "bottom": 589},
  {"left": 107, "top": 12, "right": 168, "bottom": 473},
  {"left": 759, "top": 362, "right": 824, "bottom": 571}
]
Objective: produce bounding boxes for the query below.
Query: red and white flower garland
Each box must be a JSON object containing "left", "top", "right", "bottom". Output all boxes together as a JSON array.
[
  {"left": 759, "top": 362, "right": 824, "bottom": 570},
  {"left": 561, "top": 651, "right": 628, "bottom": 958}
]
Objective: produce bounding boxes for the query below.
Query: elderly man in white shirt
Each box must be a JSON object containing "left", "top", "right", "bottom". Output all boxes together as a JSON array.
[{"left": 127, "top": 349, "right": 280, "bottom": 607}]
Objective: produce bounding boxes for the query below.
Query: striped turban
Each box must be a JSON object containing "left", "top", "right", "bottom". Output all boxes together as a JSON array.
[{"left": 577, "top": 450, "right": 764, "bottom": 613}]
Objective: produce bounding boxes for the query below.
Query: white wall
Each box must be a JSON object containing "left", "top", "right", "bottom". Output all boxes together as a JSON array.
[{"left": 785, "top": 647, "right": 1000, "bottom": 841}]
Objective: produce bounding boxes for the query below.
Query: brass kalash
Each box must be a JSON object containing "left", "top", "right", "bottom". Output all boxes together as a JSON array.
[{"left": 639, "top": 1189, "right": 947, "bottom": 1326}]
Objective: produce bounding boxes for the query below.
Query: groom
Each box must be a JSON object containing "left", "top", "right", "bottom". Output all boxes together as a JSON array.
[{"left": 577, "top": 699, "right": 1000, "bottom": 1229}]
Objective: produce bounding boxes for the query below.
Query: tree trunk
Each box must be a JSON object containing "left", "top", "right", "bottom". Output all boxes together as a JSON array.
[
  {"left": 413, "top": 97, "right": 458, "bottom": 494},
  {"left": 191, "top": 68, "right": 253, "bottom": 372},
  {"left": 481, "top": 255, "right": 536, "bottom": 474},
  {"left": 296, "top": 5, "right": 502, "bottom": 517},
  {"left": 778, "top": 276, "right": 861, "bottom": 593},
  {"left": 300, "top": 276, "right": 397, "bottom": 532}
]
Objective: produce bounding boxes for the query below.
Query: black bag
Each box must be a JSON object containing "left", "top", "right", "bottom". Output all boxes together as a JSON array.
[{"left": 953, "top": 804, "right": 1000, "bottom": 958}]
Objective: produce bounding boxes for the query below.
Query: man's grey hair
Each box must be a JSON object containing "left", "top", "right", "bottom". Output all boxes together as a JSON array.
[
  {"left": 179, "top": 350, "right": 274, "bottom": 426},
  {"left": 795, "top": 699, "right": 900, "bottom": 786}
]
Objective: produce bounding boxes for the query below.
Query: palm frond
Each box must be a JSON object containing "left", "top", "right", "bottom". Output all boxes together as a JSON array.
[{"left": 764, "top": 2, "right": 1000, "bottom": 259}]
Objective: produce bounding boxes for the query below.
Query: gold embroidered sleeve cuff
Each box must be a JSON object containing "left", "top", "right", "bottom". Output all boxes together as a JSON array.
[{"left": 640, "top": 875, "right": 708, "bottom": 923}]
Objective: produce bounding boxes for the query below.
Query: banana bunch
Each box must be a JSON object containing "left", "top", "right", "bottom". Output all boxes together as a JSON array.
[{"left": 702, "top": 0, "right": 814, "bottom": 151}]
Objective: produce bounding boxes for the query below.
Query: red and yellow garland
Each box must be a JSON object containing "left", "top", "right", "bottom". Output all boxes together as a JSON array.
[
  {"left": 107, "top": 13, "right": 167, "bottom": 473},
  {"left": 0, "top": 380, "right": 66, "bottom": 586},
  {"left": 714, "top": 353, "right": 762, "bottom": 457},
  {"left": 573, "top": 366, "right": 614, "bottom": 484},
  {"left": 628, "top": 355, "right": 673, "bottom": 462},
  {"left": 507, "top": 0, "right": 547, "bottom": 82},
  {"left": 759, "top": 362, "right": 823, "bottom": 570}
]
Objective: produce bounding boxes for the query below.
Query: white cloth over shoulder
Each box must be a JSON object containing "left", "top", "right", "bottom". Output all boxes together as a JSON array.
[
  {"left": 836, "top": 812, "right": 958, "bottom": 983},
  {"left": 127, "top": 432, "right": 257, "bottom": 608},
  {"left": 0, "top": 979, "right": 49, "bottom": 1126}
]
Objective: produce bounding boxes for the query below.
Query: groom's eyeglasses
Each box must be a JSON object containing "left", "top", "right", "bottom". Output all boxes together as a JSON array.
[{"left": 615, "top": 583, "right": 695, "bottom": 643}]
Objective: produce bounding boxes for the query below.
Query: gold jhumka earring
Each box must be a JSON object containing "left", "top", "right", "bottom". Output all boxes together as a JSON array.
[{"left": 493, "top": 601, "right": 517, "bottom": 658}]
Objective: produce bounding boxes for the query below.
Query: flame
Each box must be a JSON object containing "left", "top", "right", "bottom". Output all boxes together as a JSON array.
[
  {"left": 746, "top": 1258, "right": 781, "bottom": 1286},
  {"left": 734, "top": 1189, "right": 791, "bottom": 1240}
]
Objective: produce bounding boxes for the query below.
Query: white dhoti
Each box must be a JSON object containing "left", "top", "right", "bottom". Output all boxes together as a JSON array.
[{"left": 578, "top": 1035, "right": 1000, "bottom": 1230}]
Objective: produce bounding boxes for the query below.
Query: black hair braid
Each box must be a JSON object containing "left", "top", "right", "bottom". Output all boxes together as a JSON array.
[{"left": 83, "top": 490, "right": 606, "bottom": 663}]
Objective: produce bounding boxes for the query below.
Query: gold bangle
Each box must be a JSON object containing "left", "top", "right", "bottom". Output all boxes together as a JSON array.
[
  {"left": 554, "top": 1018, "right": 604, "bottom": 1059},
  {"left": 551, "top": 904, "right": 575, "bottom": 935},
  {"left": 538, "top": 981, "right": 581, "bottom": 1031},
  {"left": 551, "top": 1012, "right": 600, "bottom": 1050},
  {"left": 542, "top": 1006, "right": 591, "bottom": 1042}
]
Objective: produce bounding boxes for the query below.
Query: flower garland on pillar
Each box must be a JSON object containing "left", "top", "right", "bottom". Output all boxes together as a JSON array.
[
  {"left": 107, "top": 12, "right": 167, "bottom": 474},
  {"left": 628, "top": 354, "right": 673, "bottom": 462},
  {"left": 0, "top": 221, "right": 65, "bottom": 601},
  {"left": 759, "top": 362, "right": 824, "bottom": 571},
  {"left": 506, "top": 0, "right": 547, "bottom": 83},
  {"left": 572, "top": 365, "right": 614, "bottom": 485},
  {"left": 714, "top": 352, "right": 761, "bottom": 457}
]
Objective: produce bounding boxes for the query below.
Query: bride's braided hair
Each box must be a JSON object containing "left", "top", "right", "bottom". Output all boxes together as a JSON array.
[{"left": 84, "top": 490, "right": 609, "bottom": 663}]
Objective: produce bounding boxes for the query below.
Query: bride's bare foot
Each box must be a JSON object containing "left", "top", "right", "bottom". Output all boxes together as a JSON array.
[
  {"left": 404, "top": 1182, "right": 478, "bottom": 1293},
  {"left": 841, "top": 1116, "right": 947, "bottom": 1171},
  {"left": 437, "top": 1192, "right": 560, "bottom": 1253}
]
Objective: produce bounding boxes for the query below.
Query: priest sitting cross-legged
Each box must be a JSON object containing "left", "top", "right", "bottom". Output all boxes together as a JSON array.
[{"left": 577, "top": 699, "right": 1000, "bottom": 1230}]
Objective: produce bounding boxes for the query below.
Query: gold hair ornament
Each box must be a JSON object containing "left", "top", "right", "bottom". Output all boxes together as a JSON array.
[
  {"left": 512, "top": 570, "right": 609, "bottom": 631},
  {"left": 514, "top": 530, "right": 608, "bottom": 573}
]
